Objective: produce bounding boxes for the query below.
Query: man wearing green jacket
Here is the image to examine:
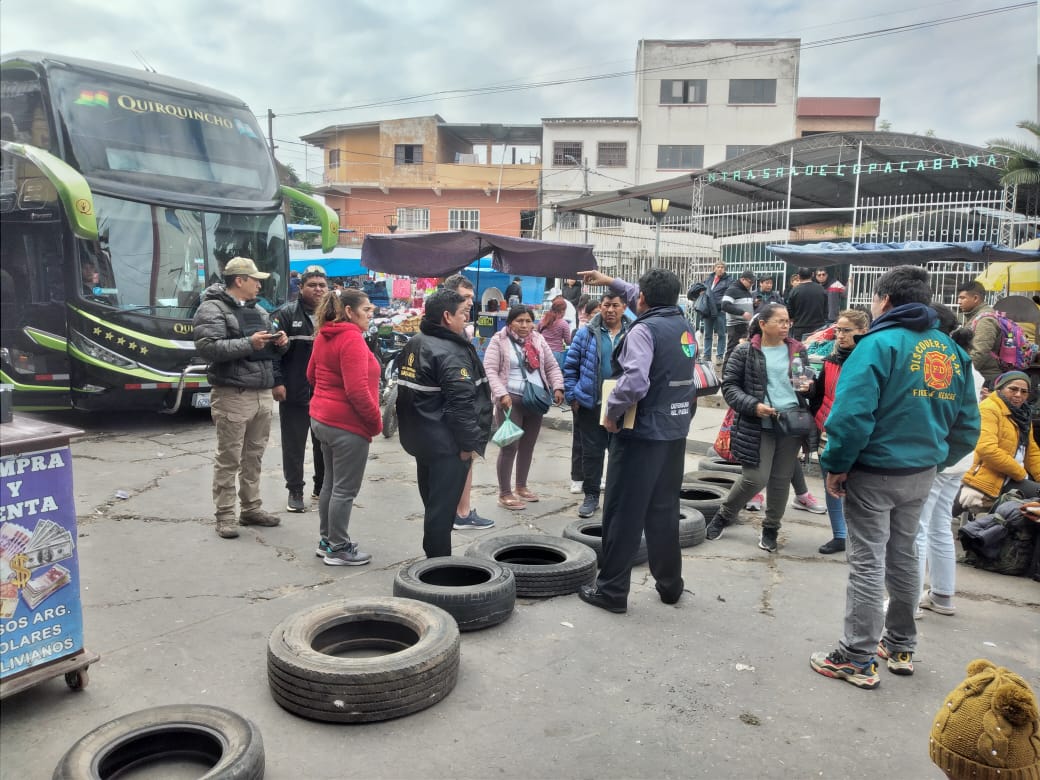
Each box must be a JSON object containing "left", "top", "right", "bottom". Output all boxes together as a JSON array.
[{"left": 810, "top": 266, "right": 980, "bottom": 690}]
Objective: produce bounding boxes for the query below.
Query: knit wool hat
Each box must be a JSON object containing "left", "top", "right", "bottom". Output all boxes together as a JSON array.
[
  {"left": 930, "top": 659, "right": 1040, "bottom": 779},
  {"left": 994, "top": 371, "right": 1031, "bottom": 391}
]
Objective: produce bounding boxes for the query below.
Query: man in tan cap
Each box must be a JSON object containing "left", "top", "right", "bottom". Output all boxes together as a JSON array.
[
  {"left": 929, "top": 658, "right": 1040, "bottom": 779},
  {"left": 193, "top": 257, "right": 289, "bottom": 538}
]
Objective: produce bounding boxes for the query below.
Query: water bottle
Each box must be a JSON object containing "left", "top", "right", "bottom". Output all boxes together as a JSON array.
[{"left": 791, "top": 357, "right": 803, "bottom": 377}]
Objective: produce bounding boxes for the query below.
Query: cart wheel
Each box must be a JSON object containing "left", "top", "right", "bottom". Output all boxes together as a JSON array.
[{"left": 65, "top": 669, "right": 89, "bottom": 691}]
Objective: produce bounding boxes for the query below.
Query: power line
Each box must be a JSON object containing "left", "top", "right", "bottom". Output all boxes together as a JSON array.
[{"left": 271, "top": 4, "right": 1029, "bottom": 119}]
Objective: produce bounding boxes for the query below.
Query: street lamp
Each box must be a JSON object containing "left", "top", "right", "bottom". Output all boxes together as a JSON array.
[
  {"left": 649, "top": 197, "right": 670, "bottom": 263},
  {"left": 385, "top": 213, "right": 398, "bottom": 233}
]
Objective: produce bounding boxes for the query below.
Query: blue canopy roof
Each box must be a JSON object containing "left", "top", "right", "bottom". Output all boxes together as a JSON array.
[{"left": 289, "top": 248, "right": 366, "bottom": 277}]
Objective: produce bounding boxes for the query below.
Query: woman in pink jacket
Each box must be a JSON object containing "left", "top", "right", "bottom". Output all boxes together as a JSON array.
[
  {"left": 307, "top": 288, "right": 382, "bottom": 566},
  {"left": 483, "top": 305, "right": 564, "bottom": 510}
]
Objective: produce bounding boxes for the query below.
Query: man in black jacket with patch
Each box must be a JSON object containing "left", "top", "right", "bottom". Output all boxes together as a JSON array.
[
  {"left": 273, "top": 266, "right": 328, "bottom": 513},
  {"left": 396, "top": 290, "right": 493, "bottom": 557}
]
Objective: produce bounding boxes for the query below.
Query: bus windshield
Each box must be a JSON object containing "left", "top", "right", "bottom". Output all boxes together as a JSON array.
[
  {"left": 49, "top": 68, "right": 278, "bottom": 202},
  {"left": 82, "top": 195, "right": 287, "bottom": 316}
]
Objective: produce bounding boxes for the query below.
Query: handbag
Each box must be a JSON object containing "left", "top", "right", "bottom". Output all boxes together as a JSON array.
[
  {"left": 775, "top": 406, "right": 815, "bottom": 437},
  {"left": 693, "top": 360, "right": 720, "bottom": 397},
  {"left": 713, "top": 406, "right": 738, "bottom": 462},
  {"left": 512, "top": 342, "right": 552, "bottom": 414},
  {"left": 492, "top": 408, "right": 524, "bottom": 448}
]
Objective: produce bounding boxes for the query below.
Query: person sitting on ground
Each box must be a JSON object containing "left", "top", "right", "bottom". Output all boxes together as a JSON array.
[
  {"left": 483, "top": 305, "right": 565, "bottom": 511},
  {"left": 960, "top": 370, "right": 1040, "bottom": 512},
  {"left": 928, "top": 658, "right": 1040, "bottom": 778}
]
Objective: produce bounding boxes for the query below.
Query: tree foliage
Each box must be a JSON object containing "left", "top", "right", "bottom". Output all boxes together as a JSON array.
[{"left": 988, "top": 120, "right": 1040, "bottom": 187}]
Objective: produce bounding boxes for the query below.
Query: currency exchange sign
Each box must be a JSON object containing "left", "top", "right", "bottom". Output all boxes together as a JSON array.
[{"left": 0, "top": 446, "right": 85, "bottom": 679}]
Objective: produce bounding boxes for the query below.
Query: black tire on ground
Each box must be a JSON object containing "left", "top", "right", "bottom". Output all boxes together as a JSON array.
[
  {"left": 392, "top": 556, "right": 515, "bottom": 631},
  {"left": 464, "top": 534, "right": 597, "bottom": 597},
  {"left": 561, "top": 520, "right": 648, "bottom": 566},
  {"left": 678, "top": 509, "right": 707, "bottom": 548},
  {"left": 52, "top": 704, "right": 264, "bottom": 780},
  {"left": 699, "top": 456, "right": 743, "bottom": 474},
  {"left": 267, "top": 597, "right": 459, "bottom": 723},
  {"left": 679, "top": 482, "right": 728, "bottom": 520},
  {"left": 682, "top": 470, "right": 740, "bottom": 492},
  {"left": 381, "top": 384, "right": 398, "bottom": 438}
]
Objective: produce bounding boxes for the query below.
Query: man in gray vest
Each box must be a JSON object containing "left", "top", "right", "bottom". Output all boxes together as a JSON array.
[
  {"left": 193, "top": 257, "right": 289, "bottom": 538},
  {"left": 576, "top": 268, "right": 697, "bottom": 613}
]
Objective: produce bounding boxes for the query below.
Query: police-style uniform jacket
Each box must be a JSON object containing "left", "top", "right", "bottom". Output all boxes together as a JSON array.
[
  {"left": 395, "top": 319, "right": 493, "bottom": 461},
  {"left": 272, "top": 298, "right": 317, "bottom": 406}
]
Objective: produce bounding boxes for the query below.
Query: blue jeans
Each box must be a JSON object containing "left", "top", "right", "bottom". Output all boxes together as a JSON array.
[
  {"left": 703, "top": 312, "right": 726, "bottom": 359},
  {"left": 823, "top": 470, "right": 847, "bottom": 539}
]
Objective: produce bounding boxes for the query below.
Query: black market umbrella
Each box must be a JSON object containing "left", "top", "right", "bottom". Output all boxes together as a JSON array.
[{"left": 361, "top": 230, "right": 597, "bottom": 278}]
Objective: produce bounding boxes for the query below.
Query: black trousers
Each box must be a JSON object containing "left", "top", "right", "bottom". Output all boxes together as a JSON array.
[
  {"left": 416, "top": 456, "right": 472, "bottom": 558},
  {"left": 596, "top": 436, "right": 685, "bottom": 601},
  {"left": 723, "top": 322, "right": 748, "bottom": 368},
  {"left": 570, "top": 409, "right": 583, "bottom": 482},
  {"left": 575, "top": 404, "right": 610, "bottom": 498},
  {"left": 280, "top": 402, "right": 324, "bottom": 494}
]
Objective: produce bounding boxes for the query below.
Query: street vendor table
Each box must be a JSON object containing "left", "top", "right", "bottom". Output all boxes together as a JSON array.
[{"left": 0, "top": 415, "right": 98, "bottom": 698}]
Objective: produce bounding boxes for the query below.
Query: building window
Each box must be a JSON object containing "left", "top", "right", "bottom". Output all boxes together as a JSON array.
[
  {"left": 725, "top": 145, "right": 763, "bottom": 160},
  {"left": 552, "top": 142, "right": 583, "bottom": 167},
  {"left": 728, "top": 79, "right": 776, "bottom": 104},
  {"left": 657, "top": 145, "right": 703, "bottom": 170},
  {"left": 448, "top": 208, "right": 480, "bottom": 230},
  {"left": 597, "top": 142, "right": 627, "bottom": 167},
  {"left": 659, "top": 79, "right": 707, "bottom": 105},
  {"left": 394, "top": 144, "right": 423, "bottom": 165},
  {"left": 595, "top": 216, "right": 622, "bottom": 228},
  {"left": 396, "top": 207, "right": 429, "bottom": 231},
  {"left": 328, "top": 149, "right": 340, "bottom": 169},
  {"left": 555, "top": 211, "right": 580, "bottom": 229}
]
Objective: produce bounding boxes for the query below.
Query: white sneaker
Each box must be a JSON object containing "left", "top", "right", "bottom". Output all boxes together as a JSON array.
[
  {"left": 569, "top": 480, "right": 583, "bottom": 494},
  {"left": 919, "top": 589, "right": 956, "bottom": 616},
  {"left": 791, "top": 493, "right": 826, "bottom": 514}
]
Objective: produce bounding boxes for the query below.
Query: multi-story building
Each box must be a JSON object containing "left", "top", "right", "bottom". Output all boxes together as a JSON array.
[{"left": 301, "top": 115, "right": 542, "bottom": 243}]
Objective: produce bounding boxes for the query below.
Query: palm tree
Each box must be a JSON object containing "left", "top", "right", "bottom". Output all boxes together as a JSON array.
[{"left": 989, "top": 120, "right": 1040, "bottom": 186}]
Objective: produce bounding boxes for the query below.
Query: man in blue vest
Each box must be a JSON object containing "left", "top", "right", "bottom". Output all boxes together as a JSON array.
[{"left": 575, "top": 268, "right": 698, "bottom": 613}]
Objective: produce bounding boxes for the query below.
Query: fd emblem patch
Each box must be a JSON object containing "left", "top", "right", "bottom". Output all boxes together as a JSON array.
[{"left": 923, "top": 351, "right": 953, "bottom": 390}]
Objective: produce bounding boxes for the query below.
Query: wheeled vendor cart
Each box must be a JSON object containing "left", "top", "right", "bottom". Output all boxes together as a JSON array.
[{"left": 0, "top": 415, "right": 99, "bottom": 699}]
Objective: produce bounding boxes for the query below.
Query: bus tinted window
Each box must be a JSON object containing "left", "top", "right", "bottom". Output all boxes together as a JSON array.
[
  {"left": 49, "top": 69, "right": 277, "bottom": 201},
  {"left": 0, "top": 70, "right": 56, "bottom": 153}
]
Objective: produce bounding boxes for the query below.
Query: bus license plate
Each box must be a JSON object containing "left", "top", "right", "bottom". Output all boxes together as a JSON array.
[{"left": 191, "top": 392, "right": 211, "bottom": 409}]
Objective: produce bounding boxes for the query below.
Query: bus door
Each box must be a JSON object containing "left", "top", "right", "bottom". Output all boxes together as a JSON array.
[{"left": 1, "top": 141, "right": 98, "bottom": 410}]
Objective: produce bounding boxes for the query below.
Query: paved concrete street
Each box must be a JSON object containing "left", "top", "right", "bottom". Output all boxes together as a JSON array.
[{"left": 1, "top": 404, "right": 1038, "bottom": 779}]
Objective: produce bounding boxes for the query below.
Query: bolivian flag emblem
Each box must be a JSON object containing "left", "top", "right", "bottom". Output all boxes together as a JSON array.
[{"left": 74, "top": 90, "right": 110, "bottom": 107}]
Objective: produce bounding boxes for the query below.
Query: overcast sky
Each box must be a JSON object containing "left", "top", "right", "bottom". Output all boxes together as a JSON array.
[{"left": 2, "top": 0, "right": 1036, "bottom": 184}]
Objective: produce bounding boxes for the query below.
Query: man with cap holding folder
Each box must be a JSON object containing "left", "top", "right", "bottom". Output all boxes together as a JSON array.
[{"left": 194, "top": 256, "right": 289, "bottom": 538}]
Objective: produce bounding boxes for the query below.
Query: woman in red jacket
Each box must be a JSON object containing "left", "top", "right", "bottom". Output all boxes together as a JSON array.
[{"left": 307, "top": 288, "right": 382, "bottom": 566}]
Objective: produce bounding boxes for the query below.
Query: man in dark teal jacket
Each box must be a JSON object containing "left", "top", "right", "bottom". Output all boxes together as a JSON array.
[{"left": 811, "top": 266, "right": 980, "bottom": 690}]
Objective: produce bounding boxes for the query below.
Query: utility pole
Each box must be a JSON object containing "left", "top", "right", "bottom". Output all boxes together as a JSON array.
[
  {"left": 581, "top": 157, "right": 590, "bottom": 245},
  {"left": 267, "top": 109, "right": 276, "bottom": 159}
]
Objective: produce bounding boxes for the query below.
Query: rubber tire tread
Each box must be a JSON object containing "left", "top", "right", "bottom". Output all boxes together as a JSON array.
[
  {"left": 678, "top": 509, "right": 707, "bottom": 548},
  {"left": 682, "top": 470, "right": 739, "bottom": 491},
  {"left": 266, "top": 597, "right": 459, "bottom": 689},
  {"left": 699, "top": 456, "right": 743, "bottom": 474},
  {"left": 392, "top": 556, "right": 516, "bottom": 631},
  {"left": 268, "top": 658, "right": 457, "bottom": 699},
  {"left": 561, "top": 520, "right": 648, "bottom": 566},
  {"left": 381, "top": 384, "right": 398, "bottom": 438},
  {"left": 679, "top": 482, "right": 728, "bottom": 521},
  {"left": 269, "top": 672, "right": 457, "bottom": 723},
  {"left": 52, "top": 704, "right": 264, "bottom": 780},
  {"left": 464, "top": 534, "right": 596, "bottom": 597}
]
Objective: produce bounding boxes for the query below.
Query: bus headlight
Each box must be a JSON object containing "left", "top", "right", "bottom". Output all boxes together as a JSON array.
[{"left": 70, "top": 330, "right": 138, "bottom": 370}]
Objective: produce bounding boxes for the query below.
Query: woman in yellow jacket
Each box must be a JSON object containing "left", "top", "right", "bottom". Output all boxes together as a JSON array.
[{"left": 961, "top": 371, "right": 1040, "bottom": 502}]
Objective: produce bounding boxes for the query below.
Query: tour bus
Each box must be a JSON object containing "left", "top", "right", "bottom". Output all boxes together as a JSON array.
[{"left": 0, "top": 51, "right": 337, "bottom": 413}]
